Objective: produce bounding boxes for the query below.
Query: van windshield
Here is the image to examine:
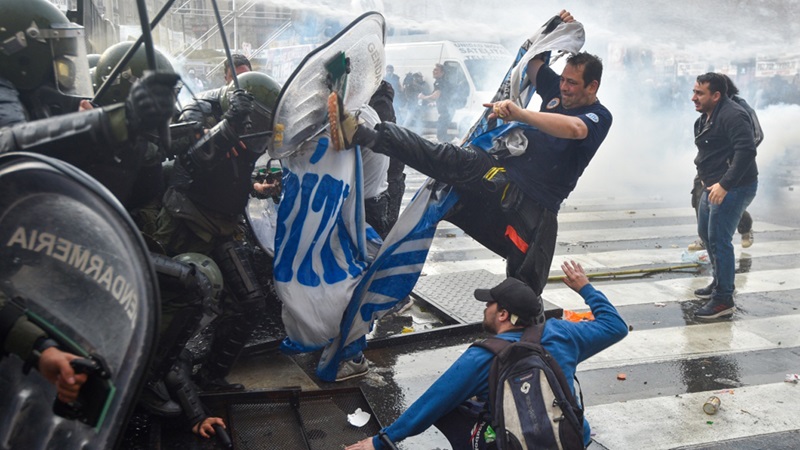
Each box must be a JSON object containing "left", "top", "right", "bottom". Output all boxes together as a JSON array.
[{"left": 464, "top": 59, "right": 509, "bottom": 92}]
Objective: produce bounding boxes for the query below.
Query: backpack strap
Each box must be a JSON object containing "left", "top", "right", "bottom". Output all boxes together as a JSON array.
[
  {"left": 520, "top": 323, "right": 545, "bottom": 344},
  {"left": 471, "top": 336, "right": 513, "bottom": 424}
]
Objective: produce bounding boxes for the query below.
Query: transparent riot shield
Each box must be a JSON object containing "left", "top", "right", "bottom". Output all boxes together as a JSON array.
[
  {"left": 269, "top": 11, "right": 386, "bottom": 158},
  {"left": 0, "top": 153, "right": 159, "bottom": 449}
]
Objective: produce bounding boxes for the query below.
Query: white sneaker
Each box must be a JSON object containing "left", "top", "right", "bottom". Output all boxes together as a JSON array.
[
  {"left": 335, "top": 356, "right": 369, "bottom": 381},
  {"left": 687, "top": 239, "right": 705, "bottom": 251},
  {"left": 741, "top": 231, "right": 754, "bottom": 248}
]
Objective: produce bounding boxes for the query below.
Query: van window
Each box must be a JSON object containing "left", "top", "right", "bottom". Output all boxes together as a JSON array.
[{"left": 464, "top": 59, "right": 505, "bottom": 92}]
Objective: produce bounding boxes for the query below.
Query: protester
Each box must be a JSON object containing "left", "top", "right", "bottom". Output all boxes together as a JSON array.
[
  {"left": 690, "top": 72, "right": 758, "bottom": 319},
  {"left": 328, "top": 10, "right": 611, "bottom": 323},
  {"left": 688, "top": 73, "right": 762, "bottom": 252},
  {"left": 345, "top": 261, "right": 628, "bottom": 450}
]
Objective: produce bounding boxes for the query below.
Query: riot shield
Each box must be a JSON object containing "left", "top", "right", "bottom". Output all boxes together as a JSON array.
[
  {"left": 269, "top": 11, "right": 386, "bottom": 158},
  {"left": 0, "top": 153, "right": 159, "bottom": 449}
]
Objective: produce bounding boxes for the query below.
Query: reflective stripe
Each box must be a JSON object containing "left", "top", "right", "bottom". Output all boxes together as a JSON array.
[{"left": 505, "top": 225, "right": 529, "bottom": 253}]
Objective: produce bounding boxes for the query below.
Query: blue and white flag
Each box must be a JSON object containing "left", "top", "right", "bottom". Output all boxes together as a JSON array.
[{"left": 268, "top": 12, "right": 585, "bottom": 381}]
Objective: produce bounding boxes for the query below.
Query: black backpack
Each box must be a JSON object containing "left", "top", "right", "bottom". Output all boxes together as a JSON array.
[{"left": 473, "top": 325, "right": 585, "bottom": 450}]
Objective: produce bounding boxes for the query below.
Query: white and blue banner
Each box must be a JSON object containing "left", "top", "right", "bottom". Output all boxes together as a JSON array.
[{"left": 268, "top": 12, "right": 585, "bottom": 381}]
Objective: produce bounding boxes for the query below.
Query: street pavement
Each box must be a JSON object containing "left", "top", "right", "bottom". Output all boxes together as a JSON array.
[
  {"left": 337, "top": 166, "right": 800, "bottom": 450},
  {"left": 237, "top": 156, "right": 800, "bottom": 449}
]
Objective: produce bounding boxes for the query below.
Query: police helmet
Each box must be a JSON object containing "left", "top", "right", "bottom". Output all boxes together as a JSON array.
[
  {"left": 93, "top": 41, "right": 175, "bottom": 106},
  {"left": 173, "top": 253, "right": 224, "bottom": 301},
  {"left": 220, "top": 71, "right": 281, "bottom": 134},
  {"left": 0, "top": 0, "right": 93, "bottom": 97}
]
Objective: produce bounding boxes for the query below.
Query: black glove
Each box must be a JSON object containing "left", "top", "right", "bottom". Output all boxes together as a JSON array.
[
  {"left": 126, "top": 72, "right": 180, "bottom": 135},
  {"left": 222, "top": 89, "right": 255, "bottom": 135}
]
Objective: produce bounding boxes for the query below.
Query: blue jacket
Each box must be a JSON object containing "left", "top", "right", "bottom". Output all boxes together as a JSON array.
[{"left": 373, "top": 284, "right": 629, "bottom": 449}]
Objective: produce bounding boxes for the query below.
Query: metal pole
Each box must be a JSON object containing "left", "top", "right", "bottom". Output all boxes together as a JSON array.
[
  {"left": 134, "top": 0, "right": 170, "bottom": 152},
  {"left": 233, "top": 0, "right": 238, "bottom": 53},
  {"left": 134, "top": 0, "right": 156, "bottom": 74},
  {"left": 547, "top": 263, "right": 700, "bottom": 282},
  {"left": 210, "top": 0, "right": 239, "bottom": 89}
]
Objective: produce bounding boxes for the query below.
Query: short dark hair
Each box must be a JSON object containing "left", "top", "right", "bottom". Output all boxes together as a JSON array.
[
  {"left": 696, "top": 72, "right": 728, "bottom": 97},
  {"left": 567, "top": 52, "right": 603, "bottom": 87},
  {"left": 720, "top": 73, "right": 739, "bottom": 97},
  {"left": 224, "top": 54, "right": 252, "bottom": 72}
]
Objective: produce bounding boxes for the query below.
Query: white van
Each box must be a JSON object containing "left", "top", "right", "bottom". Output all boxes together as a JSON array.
[{"left": 385, "top": 41, "right": 512, "bottom": 139}]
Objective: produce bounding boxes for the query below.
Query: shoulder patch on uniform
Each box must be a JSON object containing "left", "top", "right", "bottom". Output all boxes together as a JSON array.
[
  {"left": 546, "top": 98, "right": 560, "bottom": 109},
  {"left": 585, "top": 112, "right": 599, "bottom": 123}
]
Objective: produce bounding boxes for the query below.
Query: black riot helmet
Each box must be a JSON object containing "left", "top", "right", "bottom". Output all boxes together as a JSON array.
[
  {"left": 220, "top": 71, "right": 281, "bottom": 153},
  {"left": 0, "top": 0, "right": 94, "bottom": 116},
  {"left": 93, "top": 41, "right": 176, "bottom": 106}
]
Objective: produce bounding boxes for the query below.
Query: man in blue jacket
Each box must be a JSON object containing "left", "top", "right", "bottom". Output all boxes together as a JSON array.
[
  {"left": 345, "top": 262, "right": 628, "bottom": 450},
  {"left": 691, "top": 72, "right": 758, "bottom": 320}
]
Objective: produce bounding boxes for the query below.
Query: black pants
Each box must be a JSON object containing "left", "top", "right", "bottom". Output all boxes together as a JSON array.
[
  {"left": 433, "top": 405, "right": 494, "bottom": 450},
  {"left": 371, "top": 122, "right": 557, "bottom": 296}
]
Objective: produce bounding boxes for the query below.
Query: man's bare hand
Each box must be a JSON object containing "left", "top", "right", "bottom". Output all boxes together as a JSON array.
[
  {"left": 345, "top": 437, "right": 376, "bottom": 450},
  {"left": 483, "top": 100, "right": 522, "bottom": 121},
  {"left": 561, "top": 260, "right": 590, "bottom": 292},
  {"left": 706, "top": 183, "right": 728, "bottom": 205},
  {"left": 559, "top": 10, "right": 575, "bottom": 23},
  {"left": 38, "top": 348, "right": 88, "bottom": 403},
  {"left": 192, "top": 417, "right": 226, "bottom": 439}
]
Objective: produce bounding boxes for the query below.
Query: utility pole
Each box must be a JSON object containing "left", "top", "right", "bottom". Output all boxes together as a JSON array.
[{"left": 233, "top": 0, "right": 238, "bottom": 53}]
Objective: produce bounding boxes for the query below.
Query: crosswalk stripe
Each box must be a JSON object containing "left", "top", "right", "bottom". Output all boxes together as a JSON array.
[
  {"left": 426, "top": 222, "right": 793, "bottom": 252},
  {"left": 586, "top": 383, "right": 800, "bottom": 450},
  {"left": 422, "top": 238, "right": 800, "bottom": 279},
  {"left": 579, "top": 314, "right": 800, "bottom": 372},
  {"left": 542, "top": 267, "right": 800, "bottom": 311}
]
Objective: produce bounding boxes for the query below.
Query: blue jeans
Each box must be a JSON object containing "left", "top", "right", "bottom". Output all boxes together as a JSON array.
[{"left": 697, "top": 181, "right": 757, "bottom": 298}]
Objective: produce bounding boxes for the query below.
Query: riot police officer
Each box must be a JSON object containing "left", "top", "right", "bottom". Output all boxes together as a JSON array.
[
  {"left": 0, "top": 0, "right": 179, "bottom": 202},
  {"left": 154, "top": 71, "right": 281, "bottom": 392}
]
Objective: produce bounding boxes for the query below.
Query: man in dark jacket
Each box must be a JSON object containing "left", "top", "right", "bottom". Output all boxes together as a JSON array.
[
  {"left": 688, "top": 74, "right": 762, "bottom": 251},
  {"left": 327, "top": 11, "right": 611, "bottom": 324},
  {"left": 691, "top": 72, "right": 758, "bottom": 320}
]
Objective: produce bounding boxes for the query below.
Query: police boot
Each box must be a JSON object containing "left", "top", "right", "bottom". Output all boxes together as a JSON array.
[
  {"left": 194, "top": 314, "right": 248, "bottom": 392},
  {"left": 193, "top": 241, "right": 268, "bottom": 392},
  {"left": 165, "top": 350, "right": 207, "bottom": 428},
  {"left": 139, "top": 379, "right": 181, "bottom": 417}
]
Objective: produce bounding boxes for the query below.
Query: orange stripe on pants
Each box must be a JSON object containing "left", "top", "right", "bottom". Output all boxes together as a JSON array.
[{"left": 505, "top": 225, "right": 529, "bottom": 253}]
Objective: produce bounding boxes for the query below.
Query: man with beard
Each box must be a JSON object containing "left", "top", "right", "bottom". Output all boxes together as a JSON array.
[
  {"left": 345, "top": 261, "right": 628, "bottom": 450},
  {"left": 329, "top": 10, "right": 612, "bottom": 324}
]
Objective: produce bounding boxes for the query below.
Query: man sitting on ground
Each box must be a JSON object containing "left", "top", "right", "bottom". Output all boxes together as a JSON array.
[{"left": 345, "top": 262, "right": 628, "bottom": 450}]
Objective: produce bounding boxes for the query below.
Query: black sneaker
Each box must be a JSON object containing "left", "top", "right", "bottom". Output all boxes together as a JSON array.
[
  {"left": 695, "top": 297, "right": 735, "bottom": 320},
  {"left": 694, "top": 283, "right": 715, "bottom": 299}
]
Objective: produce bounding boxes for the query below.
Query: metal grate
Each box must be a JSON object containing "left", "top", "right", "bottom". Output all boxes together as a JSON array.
[
  {"left": 413, "top": 270, "right": 507, "bottom": 323},
  {"left": 149, "top": 388, "right": 382, "bottom": 449},
  {"left": 229, "top": 402, "right": 306, "bottom": 450},
  {"left": 412, "top": 269, "right": 561, "bottom": 324},
  {"left": 298, "top": 391, "right": 381, "bottom": 450}
]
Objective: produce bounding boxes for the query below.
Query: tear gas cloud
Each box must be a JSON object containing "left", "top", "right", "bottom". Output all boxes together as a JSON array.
[{"left": 259, "top": 0, "right": 800, "bottom": 204}]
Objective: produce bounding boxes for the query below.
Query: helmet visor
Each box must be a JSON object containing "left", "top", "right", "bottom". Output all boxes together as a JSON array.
[{"left": 43, "top": 23, "right": 93, "bottom": 98}]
